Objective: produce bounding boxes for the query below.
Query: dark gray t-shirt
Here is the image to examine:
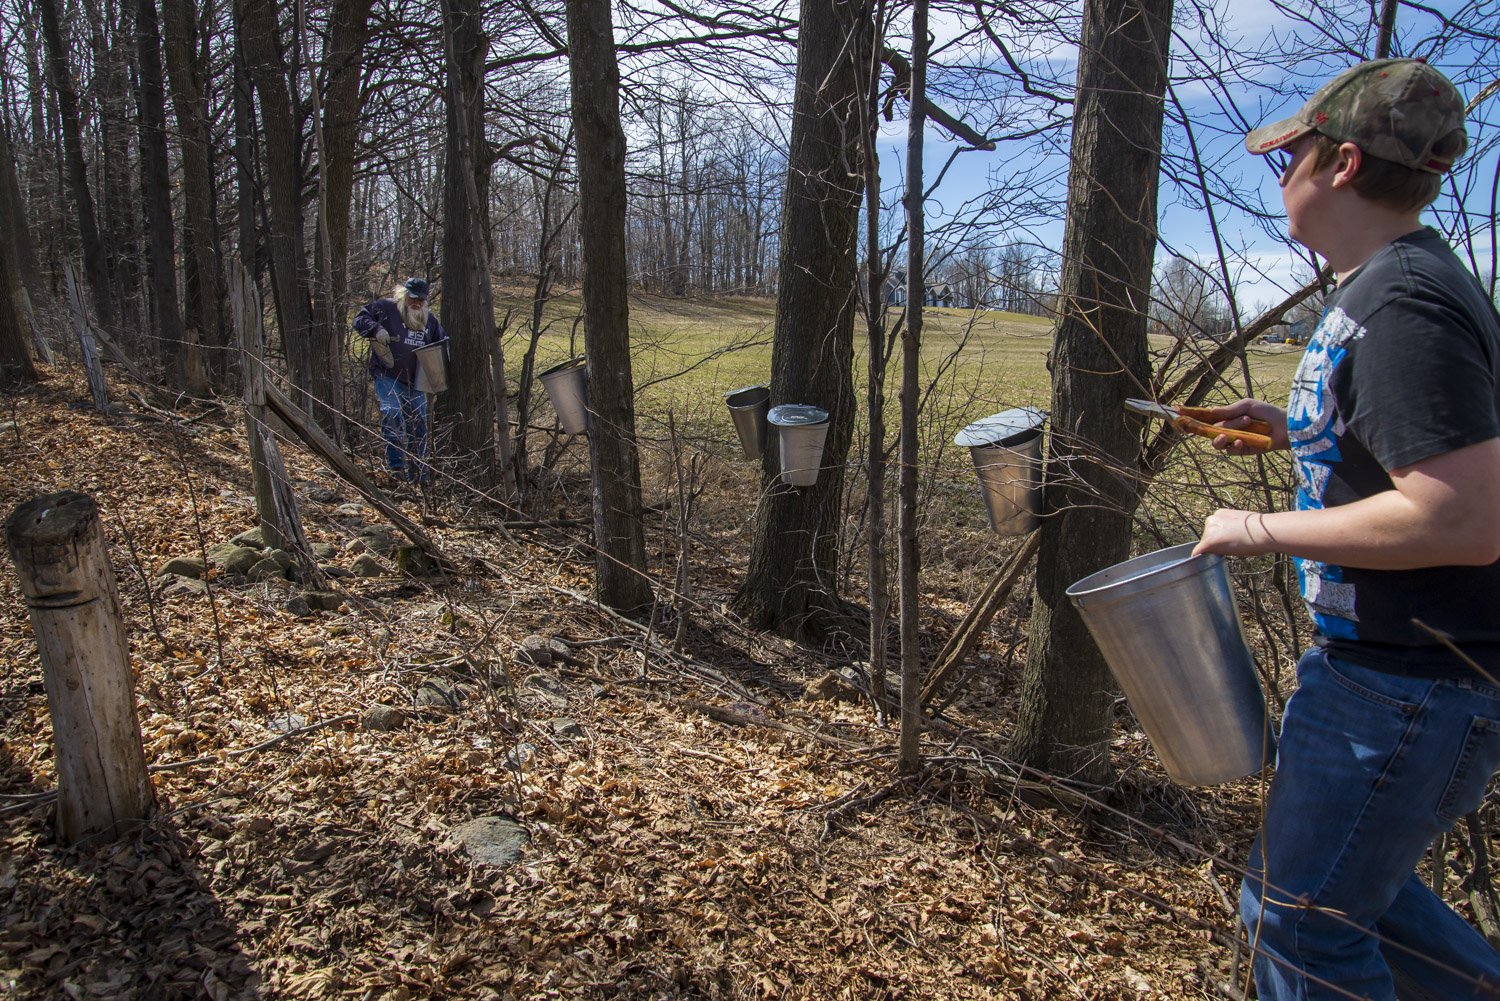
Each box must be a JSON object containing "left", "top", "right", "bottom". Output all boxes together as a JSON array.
[{"left": 1286, "top": 228, "right": 1500, "bottom": 676}]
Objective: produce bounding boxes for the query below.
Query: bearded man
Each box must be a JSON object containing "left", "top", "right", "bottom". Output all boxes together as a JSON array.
[{"left": 352, "top": 277, "right": 448, "bottom": 482}]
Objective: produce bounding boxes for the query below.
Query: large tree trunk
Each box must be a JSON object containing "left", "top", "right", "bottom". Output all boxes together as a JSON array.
[
  {"left": 134, "top": 0, "right": 190, "bottom": 388},
  {"left": 731, "top": 0, "right": 867, "bottom": 642},
  {"left": 162, "top": 0, "right": 229, "bottom": 388},
  {"left": 440, "top": 0, "right": 504, "bottom": 487},
  {"left": 565, "top": 0, "right": 652, "bottom": 613},
  {"left": 235, "top": 0, "right": 320, "bottom": 425},
  {"left": 38, "top": 0, "right": 117, "bottom": 334},
  {"left": 233, "top": 34, "right": 260, "bottom": 282},
  {"left": 1009, "top": 0, "right": 1173, "bottom": 784},
  {"left": 309, "top": 0, "right": 373, "bottom": 432},
  {"left": 88, "top": 0, "right": 142, "bottom": 340},
  {"left": 0, "top": 155, "right": 37, "bottom": 383}
]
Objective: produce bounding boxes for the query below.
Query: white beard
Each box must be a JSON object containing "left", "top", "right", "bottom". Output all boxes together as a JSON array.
[{"left": 402, "top": 303, "right": 428, "bottom": 332}]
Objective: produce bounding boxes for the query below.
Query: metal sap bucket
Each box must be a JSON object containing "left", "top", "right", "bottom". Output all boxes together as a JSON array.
[
  {"left": 955, "top": 408, "right": 1046, "bottom": 536},
  {"left": 767, "top": 404, "right": 830, "bottom": 487},
  {"left": 724, "top": 384, "right": 771, "bottom": 460},
  {"left": 414, "top": 342, "right": 448, "bottom": 393},
  {"left": 1067, "top": 542, "right": 1273, "bottom": 786},
  {"left": 538, "top": 357, "right": 588, "bottom": 435}
]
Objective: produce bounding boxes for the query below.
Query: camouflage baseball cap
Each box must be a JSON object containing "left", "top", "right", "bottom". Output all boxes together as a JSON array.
[{"left": 1245, "top": 58, "right": 1466, "bottom": 174}]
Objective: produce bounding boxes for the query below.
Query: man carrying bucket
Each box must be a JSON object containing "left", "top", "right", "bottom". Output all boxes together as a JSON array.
[
  {"left": 1191, "top": 60, "right": 1500, "bottom": 1000},
  {"left": 352, "top": 277, "right": 448, "bottom": 483}
]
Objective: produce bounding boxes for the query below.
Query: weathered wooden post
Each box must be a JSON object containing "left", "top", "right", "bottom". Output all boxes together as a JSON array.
[{"left": 4, "top": 491, "right": 155, "bottom": 843}]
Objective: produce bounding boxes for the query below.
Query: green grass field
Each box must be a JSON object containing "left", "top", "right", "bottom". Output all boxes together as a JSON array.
[{"left": 494, "top": 287, "right": 1306, "bottom": 446}]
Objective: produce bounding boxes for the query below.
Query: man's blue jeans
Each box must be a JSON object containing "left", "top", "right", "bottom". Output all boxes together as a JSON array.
[
  {"left": 373, "top": 374, "right": 427, "bottom": 480},
  {"left": 1243, "top": 647, "right": 1500, "bottom": 1000}
]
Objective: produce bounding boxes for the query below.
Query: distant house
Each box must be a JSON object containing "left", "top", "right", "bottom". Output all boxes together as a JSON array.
[{"left": 876, "top": 270, "right": 954, "bottom": 308}]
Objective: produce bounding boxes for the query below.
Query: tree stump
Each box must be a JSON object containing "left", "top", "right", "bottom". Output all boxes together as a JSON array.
[{"left": 4, "top": 491, "right": 154, "bottom": 843}]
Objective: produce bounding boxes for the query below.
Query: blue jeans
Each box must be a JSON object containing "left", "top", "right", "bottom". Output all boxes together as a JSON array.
[
  {"left": 373, "top": 374, "right": 427, "bottom": 480},
  {"left": 1242, "top": 647, "right": 1500, "bottom": 1000}
]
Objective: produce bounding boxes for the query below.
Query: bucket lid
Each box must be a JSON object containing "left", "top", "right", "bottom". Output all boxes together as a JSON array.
[
  {"left": 954, "top": 407, "right": 1047, "bottom": 448},
  {"left": 768, "top": 404, "right": 829, "bottom": 427},
  {"left": 724, "top": 384, "right": 771, "bottom": 406},
  {"left": 539, "top": 356, "right": 585, "bottom": 377}
]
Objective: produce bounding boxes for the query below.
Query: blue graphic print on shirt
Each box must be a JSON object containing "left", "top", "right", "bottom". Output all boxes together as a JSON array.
[{"left": 1286, "top": 307, "right": 1363, "bottom": 640}]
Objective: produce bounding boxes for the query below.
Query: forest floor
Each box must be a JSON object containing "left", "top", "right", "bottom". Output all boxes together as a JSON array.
[{"left": 2, "top": 362, "right": 1283, "bottom": 1000}]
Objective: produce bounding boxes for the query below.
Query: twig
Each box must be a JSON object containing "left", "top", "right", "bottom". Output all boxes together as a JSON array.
[
  {"left": 112, "top": 514, "right": 172, "bottom": 655},
  {"left": 148, "top": 712, "right": 357, "bottom": 772},
  {"left": 168, "top": 431, "right": 227, "bottom": 672}
]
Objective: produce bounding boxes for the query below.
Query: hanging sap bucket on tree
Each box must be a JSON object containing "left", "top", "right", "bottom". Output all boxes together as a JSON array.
[
  {"left": 724, "top": 384, "right": 771, "bottom": 460},
  {"left": 1067, "top": 543, "right": 1274, "bottom": 786},
  {"left": 414, "top": 342, "right": 448, "bottom": 393},
  {"left": 538, "top": 357, "right": 588, "bottom": 435},
  {"left": 767, "top": 404, "right": 830, "bottom": 487},
  {"left": 954, "top": 407, "right": 1046, "bottom": 536}
]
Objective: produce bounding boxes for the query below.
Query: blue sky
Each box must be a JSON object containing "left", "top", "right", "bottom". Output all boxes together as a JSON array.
[{"left": 884, "top": 0, "right": 1499, "bottom": 314}]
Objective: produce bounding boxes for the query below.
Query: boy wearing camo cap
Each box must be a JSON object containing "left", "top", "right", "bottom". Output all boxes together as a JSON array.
[{"left": 1192, "top": 59, "right": 1500, "bottom": 999}]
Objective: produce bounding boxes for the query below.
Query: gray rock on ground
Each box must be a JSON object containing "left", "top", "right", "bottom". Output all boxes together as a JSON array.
[
  {"left": 209, "top": 544, "right": 262, "bottom": 576},
  {"left": 157, "top": 556, "right": 207, "bottom": 579},
  {"left": 351, "top": 554, "right": 386, "bottom": 577},
  {"left": 155, "top": 573, "right": 209, "bottom": 598},
  {"left": 360, "top": 705, "right": 406, "bottom": 732},
  {"left": 230, "top": 527, "right": 266, "bottom": 549},
  {"left": 448, "top": 816, "right": 529, "bottom": 868},
  {"left": 247, "top": 557, "right": 288, "bottom": 582},
  {"left": 514, "top": 634, "right": 554, "bottom": 668}
]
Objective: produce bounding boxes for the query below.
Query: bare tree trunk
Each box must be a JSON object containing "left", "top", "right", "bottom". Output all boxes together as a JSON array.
[
  {"left": 565, "top": 0, "right": 652, "bottom": 613},
  {"left": 0, "top": 233, "right": 36, "bottom": 383},
  {"left": 233, "top": 40, "right": 259, "bottom": 282},
  {"left": 308, "top": 0, "right": 373, "bottom": 436},
  {"left": 0, "top": 118, "right": 42, "bottom": 296},
  {"left": 163, "top": 0, "right": 230, "bottom": 388},
  {"left": 440, "top": 0, "right": 506, "bottom": 489},
  {"left": 732, "top": 0, "right": 868, "bottom": 642},
  {"left": 236, "top": 0, "right": 319, "bottom": 424},
  {"left": 1009, "top": 0, "right": 1173, "bottom": 784},
  {"left": 4, "top": 492, "right": 155, "bottom": 845},
  {"left": 39, "top": 0, "right": 117, "bottom": 335},
  {"left": 859, "top": 2, "right": 890, "bottom": 711},
  {"left": 896, "top": 0, "right": 928, "bottom": 774},
  {"left": 135, "top": 0, "right": 190, "bottom": 388}
]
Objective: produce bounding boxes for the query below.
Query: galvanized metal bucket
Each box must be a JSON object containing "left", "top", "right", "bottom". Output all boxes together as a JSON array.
[
  {"left": 954, "top": 408, "right": 1046, "bottom": 536},
  {"left": 538, "top": 357, "right": 588, "bottom": 435},
  {"left": 724, "top": 384, "right": 771, "bottom": 460},
  {"left": 1066, "top": 542, "right": 1273, "bottom": 786},
  {"left": 767, "top": 404, "right": 829, "bottom": 487},
  {"left": 414, "top": 342, "right": 448, "bottom": 394}
]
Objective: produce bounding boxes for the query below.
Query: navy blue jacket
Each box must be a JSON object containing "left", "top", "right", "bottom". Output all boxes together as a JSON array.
[{"left": 351, "top": 298, "right": 447, "bottom": 385}]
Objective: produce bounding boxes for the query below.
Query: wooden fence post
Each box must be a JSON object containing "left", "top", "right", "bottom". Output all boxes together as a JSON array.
[
  {"left": 227, "top": 260, "right": 323, "bottom": 587},
  {"left": 4, "top": 491, "right": 154, "bottom": 843}
]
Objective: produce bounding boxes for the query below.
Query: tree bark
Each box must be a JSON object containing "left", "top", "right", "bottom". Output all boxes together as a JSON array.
[
  {"left": 162, "top": 0, "right": 229, "bottom": 387},
  {"left": 732, "top": 0, "right": 867, "bottom": 642},
  {"left": 4, "top": 492, "right": 155, "bottom": 845},
  {"left": 0, "top": 123, "right": 38, "bottom": 383},
  {"left": 135, "top": 0, "right": 190, "bottom": 388},
  {"left": 38, "top": 0, "right": 117, "bottom": 334},
  {"left": 309, "top": 0, "right": 373, "bottom": 432},
  {"left": 0, "top": 242, "right": 37, "bottom": 384},
  {"left": 565, "top": 0, "right": 653, "bottom": 613},
  {"left": 897, "top": 0, "right": 928, "bottom": 774},
  {"left": 1009, "top": 0, "right": 1173, "bottom": 784},
  {"left": 440, "top": 0, "right": 505, "bottom": 488},
  {"left": 235, "top": 0, "right": 320, "bottom": 425}
]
